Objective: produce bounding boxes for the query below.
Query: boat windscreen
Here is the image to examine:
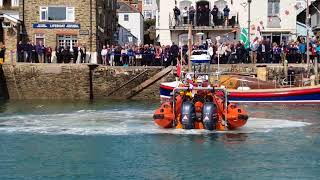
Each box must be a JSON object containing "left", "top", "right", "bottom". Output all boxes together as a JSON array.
[{"left": 192, "top": 51, "right": 207, "bottom": 55}]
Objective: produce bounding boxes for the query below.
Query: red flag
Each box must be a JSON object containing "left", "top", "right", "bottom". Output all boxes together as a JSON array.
[{"left": 176, "top": 61, "right": 182, "bottom": 78}]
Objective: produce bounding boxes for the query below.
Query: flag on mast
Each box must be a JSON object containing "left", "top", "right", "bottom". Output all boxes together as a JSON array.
[{"left": 240, "top": 28, "right": 249, "bottom": 49}]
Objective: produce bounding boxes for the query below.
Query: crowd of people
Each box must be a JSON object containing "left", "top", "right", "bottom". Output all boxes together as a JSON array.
[
  {"left": 173, "top": 5, "right": 233, "bottom": 26},
  {"left": 97, "top": 37, "right": 320, "bottom": 67},
  {"left": 16, "top": 41, "right": 88, "bottom": 64},
  {"left": 10, "top": 36, "right": 320, "bottom": 66}
]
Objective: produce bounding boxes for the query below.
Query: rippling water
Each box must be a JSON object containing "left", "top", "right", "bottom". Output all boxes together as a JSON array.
[{"left": 0, "top": 100, "right": 319, "bottom": 180}]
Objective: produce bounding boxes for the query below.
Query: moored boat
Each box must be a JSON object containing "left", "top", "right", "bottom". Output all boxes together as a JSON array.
[
  {"left": 160, "top": 76, "right": 320, "bottom": 104},
  {"left": 228, "top": 85, "right": 320, "bottom": 103}
]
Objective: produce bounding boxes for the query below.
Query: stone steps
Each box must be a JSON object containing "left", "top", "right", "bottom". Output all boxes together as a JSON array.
[{"left": 125, "top": 66, "right": 173, "bottom": 99}]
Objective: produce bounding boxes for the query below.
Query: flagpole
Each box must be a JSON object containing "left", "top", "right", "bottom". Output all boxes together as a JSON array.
[
  {"left": 306, "top": 0, "right": 310, "bottom": 69},
  {"left": 188, "top": 24, "right": 192, "bottom": 72},
  {"left": 248, "top": 0, "right": 252, "bottom": 65}
]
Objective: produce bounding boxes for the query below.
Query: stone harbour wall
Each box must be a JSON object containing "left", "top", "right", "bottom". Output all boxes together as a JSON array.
[
  {"left": 1, "top": 63, "right": 90, "bottom": 100},
  {"left": 1, "top": 63, "right": 168, "bottom": 100},
  {"left": 1, "top": 63, "right": 317, "bottom": 100}
]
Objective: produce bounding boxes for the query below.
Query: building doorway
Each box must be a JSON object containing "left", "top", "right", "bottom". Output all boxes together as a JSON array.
[
  {"left": 196, "top": 1, "right": 210, "bottom": 26},
  {"left": 35, "top": 34, "right": 45, "bottom": 45}
]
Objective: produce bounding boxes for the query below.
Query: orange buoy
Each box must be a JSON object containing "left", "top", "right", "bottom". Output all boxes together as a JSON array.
[
  {"left": 153, "top": 102, "right": 174, "bottom": 128},
  {"left": 226, "top": 104, "right": 248, "bottom": 129}
]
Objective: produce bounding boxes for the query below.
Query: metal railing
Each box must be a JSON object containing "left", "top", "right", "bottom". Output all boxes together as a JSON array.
[
  {"left": 169, "top": 12, "right": 238, "bottom": 28},
  {"left": 235, "top": 73, "right": 311, "bottom": 91}
]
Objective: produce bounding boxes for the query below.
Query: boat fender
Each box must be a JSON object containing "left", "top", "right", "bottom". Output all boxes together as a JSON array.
[
  {"left": 181, "top": 101, "right": 196, "bottom": 129},
  {"left": 202, "top": 102, "right": 217, "bottom": 130}
]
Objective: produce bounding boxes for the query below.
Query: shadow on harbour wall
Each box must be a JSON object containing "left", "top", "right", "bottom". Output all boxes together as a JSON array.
[{"left": 0, "top": 65, "right": 9, "bottom": 100}]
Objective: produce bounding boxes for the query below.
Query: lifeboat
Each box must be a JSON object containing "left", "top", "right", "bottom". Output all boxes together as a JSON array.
[{"left": 153, "top": 87, "right": 249, "bottom": 131}]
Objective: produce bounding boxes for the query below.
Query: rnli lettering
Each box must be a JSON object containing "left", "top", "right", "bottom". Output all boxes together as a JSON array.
[{"left": 33, "top": 23, "right": 81, "bottom": 29}]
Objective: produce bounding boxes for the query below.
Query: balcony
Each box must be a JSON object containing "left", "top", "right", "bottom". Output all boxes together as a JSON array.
[{"left": 169, "top": 13, "right": 238, "bottom": 31}]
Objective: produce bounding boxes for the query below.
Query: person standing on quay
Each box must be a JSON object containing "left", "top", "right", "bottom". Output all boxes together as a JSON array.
[
  {"left": 17, "top": 41, "right": 24, "bottom": 62},
  {"left": 45, "top": 46, "right": 52, "bottom": 63},
  {"left": 101, "top": 45, "right": 108, "bottom": 65},
  {"left": 80, "top": 45, "right": 87, "bottom": 63},
  {"left": 73, "top": 43, "right": 79, "bottom": 63},
  {"left": 27, "top": 41, "right": 36, "bottom": 63},
  {"left": 36, "top": 41, "right": 45, "bottom": 63}
]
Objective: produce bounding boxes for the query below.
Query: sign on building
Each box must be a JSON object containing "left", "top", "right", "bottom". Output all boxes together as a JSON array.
[{"left": 32, "top": 23, "right": 81, "bottom": 29}]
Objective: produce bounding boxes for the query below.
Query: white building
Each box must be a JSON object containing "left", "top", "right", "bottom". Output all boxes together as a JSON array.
[
  {"left": 117, "top": 1, "right": 144, "bottom": 45},
  {"left": 142, "top": 0, "right": 158, "bottom": 19},
  {"left": 157, "top": 0, "right": 299, "bottom": 46}
]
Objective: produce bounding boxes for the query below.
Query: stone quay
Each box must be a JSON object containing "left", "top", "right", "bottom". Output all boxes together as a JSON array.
[{"left": 0, "top": 63, "right": 317, "bottom": 100}]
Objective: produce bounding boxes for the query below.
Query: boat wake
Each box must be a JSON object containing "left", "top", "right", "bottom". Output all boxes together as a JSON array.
[{"left": 0, "top": 109, "right": 311, "bottom": 136}]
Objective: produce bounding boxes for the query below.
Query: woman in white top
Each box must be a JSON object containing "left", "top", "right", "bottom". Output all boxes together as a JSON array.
[
  {"left": 101, "top": 45, "right": 108, "bottom": 66},
  {"left": 182, "top": 7, "right": 188, "bottom": 24}
]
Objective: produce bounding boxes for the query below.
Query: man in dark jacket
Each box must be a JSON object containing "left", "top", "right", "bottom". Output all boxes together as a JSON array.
[
  {"left": 203, "top": 5, "right": 210, "bottom": 26},
  {"left": 211, "top": 5, "right": 219, "bottom": 26},
  {"left": 80, "top": 45, "right": 87, "bottom": 63},
  {"left": 170, "top": 42, "right": 179, "bottom": 66},
  {"left": 73, "top": 43, "right": 79, "bottom": 63},
  {"left": 189, "top": 6, "right": 196, "bottom": 25},
  {"left": 17, "top": 41, "right": 24, "bottom": 62},
  {"left": 26, "top": 41, "right": 34, "bottom": 63},
  {"left": 173, "top": 6, "right": 180, "bottom": 26}
]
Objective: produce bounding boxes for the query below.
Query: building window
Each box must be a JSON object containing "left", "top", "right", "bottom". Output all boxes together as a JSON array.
[
  {"left": 268, "top": 0, "right": 280, "bottom": 17},
  {"left": 11, "top": 0, "right": 18, "bottom": 6},
  {"left": 144, "top": 10, "right": 152, "bottom": 19},
  {"left": 144, "top": 0, "right": 152, "bottom": 5},
  {"left": 124, "top": 14, "right": 129, "bottom": 21},
  {"left": 40, "top": 6, "right": 75, "bottom": 22},
  {"left": 57, "top": 35, "right": 78, "bottom": 49}
]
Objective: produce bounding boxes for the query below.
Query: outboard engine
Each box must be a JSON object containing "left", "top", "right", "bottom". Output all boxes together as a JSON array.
[
  {"left": 202, "top": 102, "right": 217, "bottom": 130},
  {"left": 181, "top": 101, "right": 196, "bottom": 129}
]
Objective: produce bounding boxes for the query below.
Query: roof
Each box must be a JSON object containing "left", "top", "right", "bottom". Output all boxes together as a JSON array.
[
  {"left": 297, "top": 0, "right": 320, "bottom": 23},
  {"left": 118, "top": 24, "right": 138, "bottom": 39},
  {"left": 117, "top": 1, "right": 140, "bottom": 13},
  {"left": 0, "top": 12, "right": 21, "bottom": 24}
]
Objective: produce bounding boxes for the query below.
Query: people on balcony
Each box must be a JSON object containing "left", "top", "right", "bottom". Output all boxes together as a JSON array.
[
  {"left": 223, "top": 5, "right": 230, "bottom": 26},
  {"left": 182, "top": 7, "right": 188, "bottom": 24},
  {"left": 189, "top": 6, "right": 196, "bottom": 25},
  {"left": 172, "top": 4, "right": 235, "bottom": 27},
  {"left": 197, "top": 5, "right": 210, "bottom": 26},
  {"left": 211, "top": 5, "right": 219, "bottom": 26},
  {"left": 173, "top": 6, "right": 181, "bottom": 26}
]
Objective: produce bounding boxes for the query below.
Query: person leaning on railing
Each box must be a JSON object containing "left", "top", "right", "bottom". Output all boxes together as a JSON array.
[
  {"left": 189, "top": 6, "right": 195, "bottom": 25},
  {"left": 211, "top": 5, "right": 219, "bottom": 26},
  {"left": 173, "top": 6, "right": 181, "bottom": 26}
]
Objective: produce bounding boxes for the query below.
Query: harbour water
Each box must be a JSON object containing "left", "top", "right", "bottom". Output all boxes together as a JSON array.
[{"left": 0, "top": 100, "right": 319, "bottom": 180}]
